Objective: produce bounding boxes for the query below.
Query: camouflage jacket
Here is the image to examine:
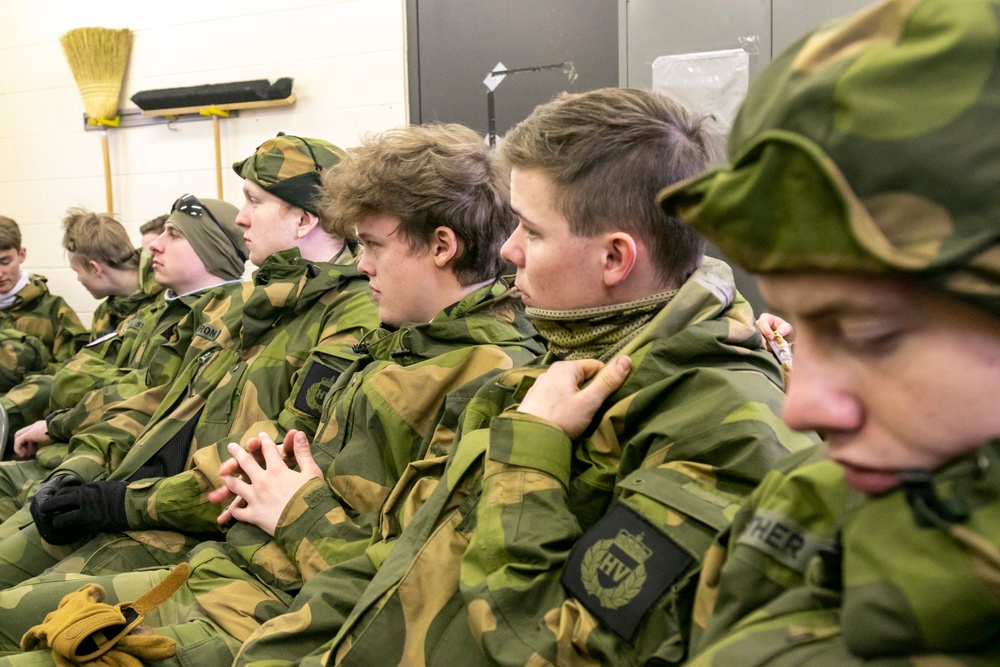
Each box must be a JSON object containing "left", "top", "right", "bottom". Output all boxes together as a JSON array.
[
  {"left": 210, "top": 279, "right": 545, "bottom": 601},
  {"left": 40, "top": 283, "right": 240, "bottom": 452},
  {"left": 685, "top": 439, "right": 1000, "bottom": 666},
  {"left": 51, "top": 247, "right": 377, "bottom": 531},
  {"left": 0, "top": 329, "right": 48, "bottom": 394},
  {"left": 0, "top": 255, "right": 165, "bottom": 435},
  {"left": 0, "top": 274, "right": 87, "bottom": 372},
  {"left": 235, "top": 257, "right": 818, "bottom": 667}
]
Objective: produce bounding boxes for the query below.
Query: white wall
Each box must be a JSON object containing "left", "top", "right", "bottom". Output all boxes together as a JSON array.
[{"left": 0, "top": 0, "right": 408, "bottom": 326}]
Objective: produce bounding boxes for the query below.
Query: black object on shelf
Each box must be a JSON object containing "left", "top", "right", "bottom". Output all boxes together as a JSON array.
[{"left": 131, "top": 77, "right": 293, "bottom": 111}]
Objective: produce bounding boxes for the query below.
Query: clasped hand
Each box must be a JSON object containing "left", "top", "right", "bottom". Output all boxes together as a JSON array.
[{"left": 207, "top": 429, "right": 322, "bottom": 536}]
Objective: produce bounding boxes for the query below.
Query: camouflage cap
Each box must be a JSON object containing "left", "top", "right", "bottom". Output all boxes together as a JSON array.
[
  {"left": 232, "top": 133, "right": 346, "bottom": 215},
  {"left": 167, "top": 195, "right": 247, "bottom": 281},
  {"left": 658, "top": 0, "right": 1000, "bottom": 316}
]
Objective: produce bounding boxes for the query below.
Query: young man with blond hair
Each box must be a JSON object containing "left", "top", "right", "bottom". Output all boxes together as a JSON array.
[{"left": 62, "top": 208, "right": 162, "bottom": 336}]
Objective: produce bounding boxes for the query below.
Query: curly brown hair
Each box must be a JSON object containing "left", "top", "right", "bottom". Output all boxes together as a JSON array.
[{"left": 319, "top": 123, "right": 513, "bottom": 286}]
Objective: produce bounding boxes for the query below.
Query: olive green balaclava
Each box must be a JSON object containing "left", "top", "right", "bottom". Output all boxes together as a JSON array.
[
  {"left": 658, "top": 0, "right": 1000, "bottom": 317},
  {"left": 167, "top": 196, "right": 247, "bottom": 281}
]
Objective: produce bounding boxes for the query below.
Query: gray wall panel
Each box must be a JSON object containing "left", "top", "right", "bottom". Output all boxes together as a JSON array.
[{"left": 408, "top": 0, "right": 618, "bottom": 136}]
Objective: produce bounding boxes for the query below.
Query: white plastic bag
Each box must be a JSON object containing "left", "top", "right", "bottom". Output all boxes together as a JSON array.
[{"left": 652, "top": 48, "right": 749, "bottom": 140}]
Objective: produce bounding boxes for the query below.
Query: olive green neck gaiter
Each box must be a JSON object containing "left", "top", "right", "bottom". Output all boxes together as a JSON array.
[{"left": 527, "top": 289, "right": 677, "bottom": 361}]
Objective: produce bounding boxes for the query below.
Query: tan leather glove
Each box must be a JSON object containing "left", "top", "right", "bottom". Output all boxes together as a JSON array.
[{"left": 21, "top": 562, "right": 190, "bottom": 667}]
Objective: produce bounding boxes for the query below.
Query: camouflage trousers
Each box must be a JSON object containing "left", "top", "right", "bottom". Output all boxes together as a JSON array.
[
  {"left": 0, "top": 525, "right": 203, "bottom": 589},
  {"left": 0, "top": 448, "right": 74, "bottom": 540},
  {"left": 0, "top": 561, "right": 242, "bottom": 666},
  {"left": 0, "top": 541, "right": 293, "bottom": 665},
  {"left": 0, "top": 460, "right": 47, "bottom": 529}
]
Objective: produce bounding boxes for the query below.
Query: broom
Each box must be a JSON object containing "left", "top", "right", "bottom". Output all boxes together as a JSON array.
[{"left": 60, "top": 27, "right": 133, "bottom": 215}]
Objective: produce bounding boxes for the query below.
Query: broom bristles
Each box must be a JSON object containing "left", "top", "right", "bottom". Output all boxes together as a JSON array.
[{"left": 60, "top": 27, "right": 133, "bottom": 121}]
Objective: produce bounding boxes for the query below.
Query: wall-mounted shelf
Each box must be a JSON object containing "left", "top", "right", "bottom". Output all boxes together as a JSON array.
[
  {"left": 138, "top": 93, "right": 297, "bottom": 118},
  {"left": 82, "top": 94, "right": 298, "bottom": 198}
]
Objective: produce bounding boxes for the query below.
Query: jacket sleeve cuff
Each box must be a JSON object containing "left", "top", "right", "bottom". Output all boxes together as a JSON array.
[
  {"left": 45, "top": 408, "right": 76, "bottom": 442},
  {"left": 486, "top": 412, "right": 572, "bottom": 487},
  {"left": 53, "top": 458, "right": 105, "bottom": 483},
  {"left": 273, "top": 477, "right": 341, "bottom": 548}
]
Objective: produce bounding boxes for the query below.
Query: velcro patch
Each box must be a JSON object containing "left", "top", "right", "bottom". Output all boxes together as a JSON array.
[
  {"left": 128, "top": 319, "right": 145, "bottom": 330},
  {"left": 736, "top": 509, "right": 826, "bottom": 574},
  {"left": 293, "top": 362, "right": 340, "bottom": 418},
  {"left": 196, "top": 323, "right": 222, "bottom": 341},
  {"left": 562, "top": 502, "right": 693, "bottom": 641}
]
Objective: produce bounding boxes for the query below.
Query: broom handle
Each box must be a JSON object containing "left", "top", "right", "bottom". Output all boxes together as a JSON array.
[
  {"left": 102, "top": 131, "right": 113, "bottom": 215},
  {"left": 213, "top": 115, "right": 223, "bottom": 199}
]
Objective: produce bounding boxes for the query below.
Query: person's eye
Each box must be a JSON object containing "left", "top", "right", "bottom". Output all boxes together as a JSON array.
[{"left": 832, "top": 324, "right": 903, "bottom": 356}]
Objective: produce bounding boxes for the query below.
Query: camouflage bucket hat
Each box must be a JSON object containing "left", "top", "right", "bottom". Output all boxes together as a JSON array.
[
  {"left": 232, "top": 133, "right": 346, "bottom": 215},
  {"left": 658, "top": 0, "right": 1000, "bottom": 316}
]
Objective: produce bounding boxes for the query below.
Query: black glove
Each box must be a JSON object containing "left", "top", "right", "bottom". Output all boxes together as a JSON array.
[
  {"left": 29, "top": 474, "right": 83, "bottom": 529},
  {"left": 30, "top": 478, "right": 129, "bottom": 546}
]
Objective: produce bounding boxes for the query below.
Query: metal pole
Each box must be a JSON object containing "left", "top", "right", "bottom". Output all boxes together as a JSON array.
[{"left": 488, "top": 90, "right": 497, "bottom": 147}]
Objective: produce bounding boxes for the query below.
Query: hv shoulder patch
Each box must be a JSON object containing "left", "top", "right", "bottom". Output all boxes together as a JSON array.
[
  {"left": 562, "top": 502, "right": 694, "bottom": 641},
  {"left": 293, "top": 362, "right": 340, "bottom": 418}
]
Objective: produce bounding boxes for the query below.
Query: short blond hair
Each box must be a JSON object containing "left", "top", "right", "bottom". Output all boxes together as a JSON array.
[{"left": 62, "top": 209, "right": 138, "bottom": 269}]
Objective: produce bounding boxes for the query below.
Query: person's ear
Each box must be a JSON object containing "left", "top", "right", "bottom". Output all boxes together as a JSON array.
[
  {"left": 430, "top": 226, "right": 461, "bottom": 269},
  {"left": 17, "top": 248, "right": 26, "bottom": 263},
  {"left": 89, "top": 260, "right": 105, "bottom": 277},
  {"left": 602, "top": 232, "right": 638, "bottom": 287},
  {"left": 295, "top": 209, "right": 321, "bottom": 239}
]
